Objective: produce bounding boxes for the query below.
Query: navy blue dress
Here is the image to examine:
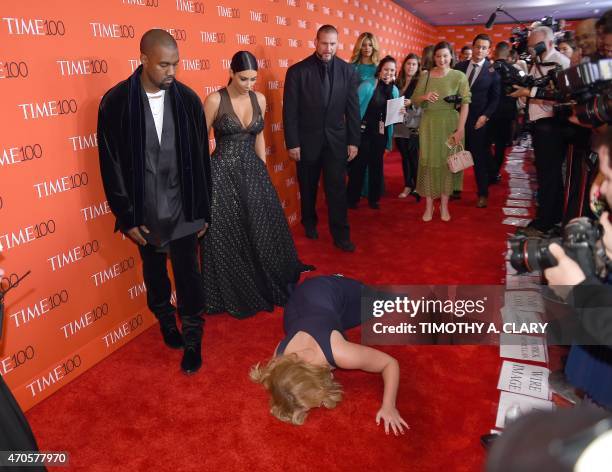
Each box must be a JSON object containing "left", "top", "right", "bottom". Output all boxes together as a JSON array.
[{"left": 277, "top": 275, "right": 363, "bottom": 367}]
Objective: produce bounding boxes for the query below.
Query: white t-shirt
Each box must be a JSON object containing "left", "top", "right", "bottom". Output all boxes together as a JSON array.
[
  {"left": 146, "top": 90, "right": 165, "bottom": 144},
  {"left": 528, "top": 49, "right": 570, "bottom": 122}
]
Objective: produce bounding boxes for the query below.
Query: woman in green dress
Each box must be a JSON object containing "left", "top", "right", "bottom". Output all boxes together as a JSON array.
[{"left": 412, "top": 41, "right": 471, "bottom": 222}]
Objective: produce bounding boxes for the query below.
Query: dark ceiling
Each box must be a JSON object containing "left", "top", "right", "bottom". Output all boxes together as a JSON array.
[{"left": 393, "top": 0, "right": 610, "bottom": 26}]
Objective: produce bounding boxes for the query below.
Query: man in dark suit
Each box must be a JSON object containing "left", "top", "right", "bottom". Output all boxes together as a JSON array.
[
  {"left": 283, "top": 24, "right": 361, "bottom": 252},
  {"left": 97, "top": 30, "right": 211, "bottom": 374},
  {"left": 488, "top": 41, "right": 517, "bottom": 184},
  {"left": 455, "top": 33, "right": 501, "bottom": 208}
]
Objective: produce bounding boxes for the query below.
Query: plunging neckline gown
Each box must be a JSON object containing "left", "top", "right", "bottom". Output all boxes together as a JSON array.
[{"left": 200, "top": 88, "right": 312, "bottom": 318}]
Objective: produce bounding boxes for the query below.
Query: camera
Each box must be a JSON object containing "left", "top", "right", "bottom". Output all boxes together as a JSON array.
[
  {"left": 510, "top": 16, "right": 561, "bottom": 61},
  {"left": 509, "top": 217, "right": 609, "bottom": 278},
  {"left": 553, "top": 59, "right": 612, "bottom": 127},
  {"left": 493, "top": 59, "right": 560, "bottom": 95}
]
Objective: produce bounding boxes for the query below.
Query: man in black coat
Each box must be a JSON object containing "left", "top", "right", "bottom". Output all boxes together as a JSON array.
[
  {"left": 283, "top": 24, "right": 360, "bottom": 252},
  {"left": 97, "top": 29, "right": 212, "bottom": 374},
  {"left": 455, "top": 33, "right": 501, "bottom": 208}
]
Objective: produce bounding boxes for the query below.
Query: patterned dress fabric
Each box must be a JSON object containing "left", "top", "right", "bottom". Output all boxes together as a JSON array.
[
  {"left": 413, "top": 69, "right": 471, "bottom": 198},
  {"left": 200, "top": 88, "right": 309, "bottom": 319}
]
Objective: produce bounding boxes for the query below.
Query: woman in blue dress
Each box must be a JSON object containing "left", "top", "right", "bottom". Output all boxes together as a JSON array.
[
  {"left": 351, "top": 32, "right": 382, "bottom": 197},
  {"left": 350, "top": 32, "right": 380, "bottom": 83}
]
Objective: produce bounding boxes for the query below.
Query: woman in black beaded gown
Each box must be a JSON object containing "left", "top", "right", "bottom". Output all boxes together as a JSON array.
[{"left": 200, "top": 51, "right": 312, "bottom": 318}]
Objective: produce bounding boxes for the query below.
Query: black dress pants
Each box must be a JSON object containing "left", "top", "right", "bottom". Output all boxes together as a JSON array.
[
  {"left": 138, "top": 232, "right": 205, "bottom": 344},
  {"left": 487, "top": 115, "right": 514, "bottom": 180},
  {"left": 531, "top": 117, "right": 568, "bottom": 231},
  {"left": 465, "top": 117, "right": 490, "bottom": 197},
  {"left": 347, "top": 132, "right": 386, "bottom": 205},
  {"left": 396, "top": 134, "right": 419, "bottom": 189},
  {"left": 297, "top": 140, "right": 350, "bottom": 243},
  {"left": 562, "top": 124, "right": 594, "bottom": 224}
]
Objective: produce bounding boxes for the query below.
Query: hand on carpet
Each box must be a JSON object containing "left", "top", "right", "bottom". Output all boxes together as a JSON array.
[{"left": 376, "top": 405, "right": 409, "bottom": 436}]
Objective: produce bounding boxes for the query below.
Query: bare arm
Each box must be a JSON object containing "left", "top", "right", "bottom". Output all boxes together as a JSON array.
[
  {"left": 255, "top": 92, "right": 266, "bottom": 163},
  {"left": 458, "top": 102, "right": 469, "bottom": 131},
  {"left": 203, "top": 92, "right": 220, "bottom": 141},
  {"left": 332, "top": 334, "right": 408, "bottom": 435}
]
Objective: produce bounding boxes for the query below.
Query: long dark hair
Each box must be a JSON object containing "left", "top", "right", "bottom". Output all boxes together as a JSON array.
[
  {"left": 228, "top": 50, "right": 258, "bottom": 85},
  {"left": 421, "top": 45, "right": 434, "bottom": 71},
  {"left": 397, "top": 53, "right": 420, "bottom": 91}
]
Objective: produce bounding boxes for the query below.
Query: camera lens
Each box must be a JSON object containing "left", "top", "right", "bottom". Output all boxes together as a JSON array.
[{"left": 509, "top": 237, "right": 558, "bottom": 273}]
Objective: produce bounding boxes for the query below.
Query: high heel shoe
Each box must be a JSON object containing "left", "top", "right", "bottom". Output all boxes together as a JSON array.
[
  {"left": 422, "top": 205, "right": 434, "bottom": 222},
  {"left": 398, "top": 187, "right": 411, "bottom": 198},
  {"left": 410, "top": 190, "right": 421, "bottom": 203}
]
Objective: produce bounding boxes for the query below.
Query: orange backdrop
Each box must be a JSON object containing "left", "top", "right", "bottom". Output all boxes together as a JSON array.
[{"left": 0, "top": 0, "right": 436, "bottom": 410}]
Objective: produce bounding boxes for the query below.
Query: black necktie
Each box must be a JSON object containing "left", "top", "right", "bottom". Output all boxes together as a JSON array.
[
  {"left": 321, "top": 61, "right": 331, "bottom": 107},
  {"left": 468, "top": 63, "right": 479, "bottom": 87}
]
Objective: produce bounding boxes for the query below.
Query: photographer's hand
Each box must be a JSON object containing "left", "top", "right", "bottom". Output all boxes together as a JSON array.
[
  {"left": 509, "top": 85, "right": 531, "bottom": 98},
  {"left": 544, "top": 243, "right": 586, "bottom": 300},
  {"left": 600, "top": 212, "right": 612, "bottom": 259}
]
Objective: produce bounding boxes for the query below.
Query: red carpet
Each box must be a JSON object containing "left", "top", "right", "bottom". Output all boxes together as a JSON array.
[{"left": 26, "top": 152, "right": 511, "bottom": 471}]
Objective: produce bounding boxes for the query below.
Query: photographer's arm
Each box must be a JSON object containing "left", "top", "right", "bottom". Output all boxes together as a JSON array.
[
  {"left": 568, "top": 279, "right": 612, "bottom": 347},
  {"left": 509, "top": 85, "right": 563, "bottom": 101},
  {"left": 545, "top": 243, "right": 612, "bottom": 346},
  {"left": 333, "top": 336, "right": 408, "bottom": 435}
]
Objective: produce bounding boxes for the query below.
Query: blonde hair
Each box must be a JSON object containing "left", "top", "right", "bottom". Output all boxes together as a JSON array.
[
  {"left": 250, "top": 354, "right": 343, "bottom": 425},
  {"left": 350, "top": 32, "right": 380, "bottom": 65}
]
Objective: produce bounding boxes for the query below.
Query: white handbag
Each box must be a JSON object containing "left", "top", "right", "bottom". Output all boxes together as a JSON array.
[{"left": 447, "top": 144, "right": 474, "bottom": 173}]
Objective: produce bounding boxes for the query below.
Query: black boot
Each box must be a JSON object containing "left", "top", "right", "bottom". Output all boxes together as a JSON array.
[
  {"left": 159, "top": 316, "right": 183, "bottom": 350},
  {"left": 181, "top": 343, "right": 202, "bottom": 374},
  {"left": 181, "top": 325, "right": 203, "bottom": 374}
]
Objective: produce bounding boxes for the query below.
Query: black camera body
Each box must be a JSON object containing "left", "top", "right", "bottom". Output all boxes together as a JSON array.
[
  {"left": 493, "top": 59, "right": 528, "bottom": 94},
  {"left": 510, "top": 16, "right": 561, "bottom": 61},
  {"left": 553, "top": 59, "right": 612, "bottom": 127},
  {"left": 509, "top": 217, "right": 608, "bottom": 279}
]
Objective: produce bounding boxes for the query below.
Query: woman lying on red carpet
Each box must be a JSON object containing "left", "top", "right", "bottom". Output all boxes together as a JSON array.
[{"left": 250, "top": 275, "right": 408, "bottom": 435}]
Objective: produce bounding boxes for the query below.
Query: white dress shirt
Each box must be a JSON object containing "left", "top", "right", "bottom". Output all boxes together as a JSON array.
[{"left": 466, "top": 58, "right": 486, "bottom": 86}]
